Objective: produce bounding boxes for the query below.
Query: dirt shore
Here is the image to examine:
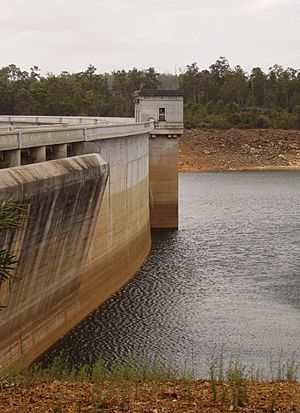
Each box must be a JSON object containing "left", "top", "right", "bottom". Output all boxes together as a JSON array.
[
  {"left": 1, "top": 379, "right": 300, "bottom": 412},
  {"left": 179, "top": 129, "right": 300, "bottom": 172}
]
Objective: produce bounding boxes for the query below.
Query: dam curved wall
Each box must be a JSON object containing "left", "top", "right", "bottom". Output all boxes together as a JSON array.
[
  {"left": 77, "top": 133, "right": 151, "bottom": 335},
  {"left": 0, "top": 131, "right": 151, "bottom": 369}
]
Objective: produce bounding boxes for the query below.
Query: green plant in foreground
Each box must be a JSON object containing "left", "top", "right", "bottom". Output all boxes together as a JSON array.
[
  {"left": 208, "top": 357, "right": 218, "bottom": 403},
  {"left": 0, "top": 249, "right": 18, "bottom": 284},
  {"left": 268, "top": 384, "right": 278, "bottom": 413},
  {"left": 286, "top": 354, "right": 298, "bottom": 382},
  {"left": 248, "top": 363, "right": 264, "bottom": 381},
  {"left": 76, "top": 364, "right": 90, "bottom": 382},
  {"left": 0, "top": 199, "right": 28, "bottom": 311},
  {"left": 227, "top": 357, "right": 248, "bottom": 408},
  {"left": 183, "top": 370, "right": 194, "bottom": 402},
  {"left": 1, "top": 349, "right": 298, "bottom": 407},
  {"left": 208, "top": 347, "right": 227, "bottom": 403},
  {"left": 92, "top": 356, "right": 106, "bottom": 385},
  {"left": 269, "top": 351, "right": 298, "bottom": 383},
  {"left": 208, "top": 349, "right": 249, "bottom": 407},
  {"left": 53, "top": 390, "right": 64, "bottom": 413},
  {"left": 0, "top": 200, "right": 28, "bottom": 232}
]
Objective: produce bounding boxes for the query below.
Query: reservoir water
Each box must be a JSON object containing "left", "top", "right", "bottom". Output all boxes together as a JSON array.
[{"left": 44, "top": 172, "right": 300, "bottom": 377}]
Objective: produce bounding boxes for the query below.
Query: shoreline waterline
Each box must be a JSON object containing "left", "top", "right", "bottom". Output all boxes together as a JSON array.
[{"left": 179, "top": 166, "right": 300, "bottom": 172}]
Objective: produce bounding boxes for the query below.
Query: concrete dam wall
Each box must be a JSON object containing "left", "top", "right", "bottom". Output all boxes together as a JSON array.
[
  {"left": 0, "top": 131, "right": 152, "bottom": 370},
  {"left": 0, "top": 94, "right": 183, "bottom": 370}
]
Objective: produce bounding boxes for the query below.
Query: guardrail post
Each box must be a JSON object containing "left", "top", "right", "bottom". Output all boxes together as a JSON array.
[{"left": 17, "top": 129, "right": 22, "bottom": 149}]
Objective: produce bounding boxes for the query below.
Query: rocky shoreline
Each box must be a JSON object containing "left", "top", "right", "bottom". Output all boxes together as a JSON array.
[{"left": 179, "top": 129, "right": 300, "bottom": 172}]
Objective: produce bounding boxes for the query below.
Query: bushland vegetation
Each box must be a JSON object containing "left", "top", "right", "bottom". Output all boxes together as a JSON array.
[
  {"left": 0, "top": 57, "right": 299, "bottom": 129},
  {"left": 180, "top": 58, "right": 300, "bottom": 130}
]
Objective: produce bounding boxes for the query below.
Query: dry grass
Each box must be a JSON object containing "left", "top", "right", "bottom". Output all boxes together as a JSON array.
[{"left": 1, "top": 379, "right": 300, "bottom": 412}]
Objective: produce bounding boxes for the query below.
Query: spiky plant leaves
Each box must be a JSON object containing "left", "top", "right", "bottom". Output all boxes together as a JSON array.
[
  {"left": 0, "top": 249, "right": 18, "bottom": 283},
  {"left": 0, "top": 200, "right": 28, "bottom": 232},
  {"left": 0, "top": 200, "right": 27, "bottom": 311}
]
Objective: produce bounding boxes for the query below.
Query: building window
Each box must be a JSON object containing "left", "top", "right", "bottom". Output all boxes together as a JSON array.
[{"left": 159, "top": 107, "right": 166, "bottom": 121}]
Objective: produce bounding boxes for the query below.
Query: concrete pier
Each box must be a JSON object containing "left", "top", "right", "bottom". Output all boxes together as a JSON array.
[
  {"left": 31, "top": 146, "right": 46, "bottom": 163},
  {"left": 149, "top": 136, "right": 179, "bottom": 228},
  {"left": 52, "top": 143, "right": 68, "bottom": 159},
  {"left": 3, "top": 149, "right": 21, "bottom": 167}
]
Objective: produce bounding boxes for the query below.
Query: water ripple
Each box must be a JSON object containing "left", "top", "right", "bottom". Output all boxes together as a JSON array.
[{"left": 42, "top": 172, "right": 300, "bottom": 377}]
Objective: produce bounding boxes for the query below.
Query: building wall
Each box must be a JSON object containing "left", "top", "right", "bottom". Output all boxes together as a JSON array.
[
  {"left": 0, "top": 132, "right": 151, "bottom": 370},
  {"left": 136, "top": 96, "right": 183, "bottom": 124}
]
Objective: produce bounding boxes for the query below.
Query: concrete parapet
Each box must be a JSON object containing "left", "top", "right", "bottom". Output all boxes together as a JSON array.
[
  {"left": 72, "top": 141, "right": 102, "bottom": 156},
  {"left": 0, "top": 121, "right": 154, "bottom": 157},
  {"left": 0, "top": 115, "right": 135, "bottom": 126}
]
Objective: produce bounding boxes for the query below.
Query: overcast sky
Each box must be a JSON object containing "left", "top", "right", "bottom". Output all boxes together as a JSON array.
[{"left": 0, "top": 0, "right": 299, "bottom": 75}]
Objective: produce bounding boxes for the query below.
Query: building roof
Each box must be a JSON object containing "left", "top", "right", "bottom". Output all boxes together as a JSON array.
[{"left": 133, "top": 90, "right": 184, "bottom": 98}]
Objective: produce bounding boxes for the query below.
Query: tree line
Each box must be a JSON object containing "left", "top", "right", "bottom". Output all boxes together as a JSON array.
[
  {"left": 180, "top": 58, "right": 300, "bottom": 129},
  {"left": 0, "top": 57, "right": 299, "bottom": 129}
]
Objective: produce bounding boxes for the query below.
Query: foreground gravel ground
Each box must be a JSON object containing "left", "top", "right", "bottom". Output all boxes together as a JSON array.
[{"left": 1, "top": 380, "right": 300, "bottom": 412}]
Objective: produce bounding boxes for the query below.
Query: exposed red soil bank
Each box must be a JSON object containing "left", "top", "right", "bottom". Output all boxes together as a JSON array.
[{"left": 179, "top": 129, "right": 300, "bottom": 172}]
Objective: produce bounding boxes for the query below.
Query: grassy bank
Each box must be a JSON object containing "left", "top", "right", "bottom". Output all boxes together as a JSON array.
[{"left": 1, "top": 352, "right": 299, "bottom": 412}]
